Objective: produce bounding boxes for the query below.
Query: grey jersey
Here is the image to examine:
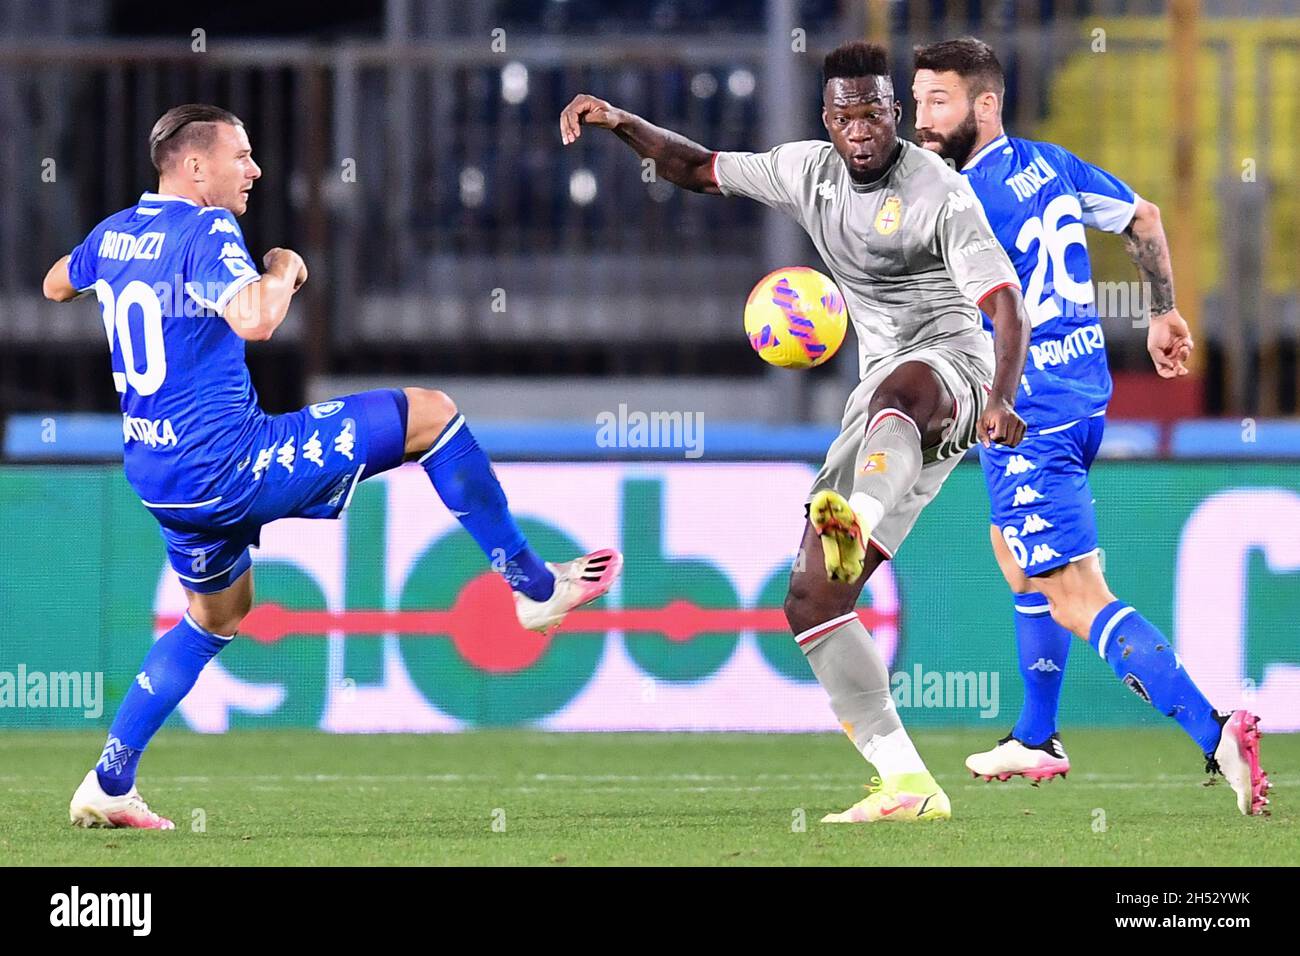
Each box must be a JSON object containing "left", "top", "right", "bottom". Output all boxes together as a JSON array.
[{"left": 714, "top": 139, "right": 1018, "bottom": 378}]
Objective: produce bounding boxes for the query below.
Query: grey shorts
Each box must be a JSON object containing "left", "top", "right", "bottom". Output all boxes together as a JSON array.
[{"left": 808, "top": 343, "right": 993, "bottom": 558}]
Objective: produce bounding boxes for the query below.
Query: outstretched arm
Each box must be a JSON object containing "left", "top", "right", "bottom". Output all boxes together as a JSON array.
[
  {"left": 1123, "top": 198, "right": 1192, "bottom": 378},
  {"left": 560, "top": 94, "right": 720, "bottom": 194}
]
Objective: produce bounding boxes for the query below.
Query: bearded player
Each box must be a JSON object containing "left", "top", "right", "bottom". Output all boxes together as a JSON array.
[
  {"left": 563, "top": 42, "right": 1033, "bottom": 823},
  {"left": 912, "top": 38, "right": 1268, "bottom": 815},
  {"left": 44, "top": 104, "right": 621, "bottom": 829}
]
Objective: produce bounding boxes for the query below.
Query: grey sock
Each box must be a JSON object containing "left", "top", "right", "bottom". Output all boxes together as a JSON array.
[
  {"left": 852, "top": 409, "right": 923, "bottom": 515},
  {"left": 800, "top": 615, "right": 902, "bottom": 755}
]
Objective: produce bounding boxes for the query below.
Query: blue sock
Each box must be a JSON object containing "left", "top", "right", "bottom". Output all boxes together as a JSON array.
[
  {"left": 418, "top": 414, "right": 554, "bottom": 602},
  {"left": 1010, "top": 592, "right": 1072, "bottom": 746},
  {"left": 97, "top": 613, "right": 232, "bottom": 796},
  {"left": 1088, "top": 600, "right": 1222, "bottom": 754}
]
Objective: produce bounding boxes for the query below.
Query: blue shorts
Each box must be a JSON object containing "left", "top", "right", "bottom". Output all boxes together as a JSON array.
[
  {"left": 146, "top": 389, "right": 408, "bottom": 593},
  {"left": 979, "top": 415, "right": 1105, "bottom": 577}
]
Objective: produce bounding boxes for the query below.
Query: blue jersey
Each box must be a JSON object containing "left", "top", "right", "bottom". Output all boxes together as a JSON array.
[
  {"left": 961, "top": 136, "right": 1138, "bottom": 430},
  {"left": 68, "top": 192, "right": 266, "bottom": 505}
]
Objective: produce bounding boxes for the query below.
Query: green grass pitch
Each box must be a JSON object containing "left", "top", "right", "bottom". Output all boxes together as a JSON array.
[{"left": 2, "top": 729, "right": 1294, "bottom": 866}]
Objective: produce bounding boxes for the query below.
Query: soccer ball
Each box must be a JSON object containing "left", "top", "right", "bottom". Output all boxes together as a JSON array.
[{"left": 743, "top": 266, "right": 847, "bottom": 369}]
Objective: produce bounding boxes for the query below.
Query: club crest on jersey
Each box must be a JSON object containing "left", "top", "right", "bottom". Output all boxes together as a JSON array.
[
  {"left": 874, "top": 196, "right": 902, "bottom": 236},
  {"left": 861, "top": 451, "right": 888, "bottom": 474},
  {"left": 309, "top": 400, "right": 345, "bottom": 419}
]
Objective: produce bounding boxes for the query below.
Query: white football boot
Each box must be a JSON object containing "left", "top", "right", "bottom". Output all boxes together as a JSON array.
[
  {"left": 966, "top": 732, "right": 1070, "bottom": 783},
  {"left": 69, "top": 770, "right": 175, "bottom": 830},
  {"left": 514, "top": 548, "right": 623, "bottom": 634},
  {"left": 1207, "top": 710, "right": 1271, "bottom": 816}
]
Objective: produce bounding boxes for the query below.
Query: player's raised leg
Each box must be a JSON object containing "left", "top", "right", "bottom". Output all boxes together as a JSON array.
[
  {"left": 71, "top": 570, "right": 253, "bottom": 829},
  {"left": 1038, "top": 556, "right": 1269, "bottom": 816},
  {"left": 401, "top": 387, "right": 621, "bottom": 633},
  {"left": 965, "top": 523, "right": 1073, "bottom": 783},
  {"left": 785, "top": 524, "right": 950, "bottom": 824},
  {"left": 810, "top": 360, "right": 955, "bottom": 584}
]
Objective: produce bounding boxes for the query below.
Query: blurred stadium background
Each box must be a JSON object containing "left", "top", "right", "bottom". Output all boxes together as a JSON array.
[{"left": 1, "top": 1, "right": 1297, "bottom": 738}]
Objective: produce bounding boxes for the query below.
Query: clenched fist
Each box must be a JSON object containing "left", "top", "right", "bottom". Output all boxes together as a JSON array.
[
  {"left": 263, "top": 247, "right": 308, "bottom": 291},
  {"left": 978, "top": 394, "right": 1026, "bottom": 448}
]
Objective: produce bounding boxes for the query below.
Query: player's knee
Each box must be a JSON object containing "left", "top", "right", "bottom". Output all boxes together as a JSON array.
[
  {"left": 867, "top": 385, "right": 921, "bottom": 422},
  {"left": 1002, "top": 568, "right": 1033, "bottom": 594},
  {"left": 1046, "top": 596, "right": 1089, "bottom": 638},
  {"left": 867, "top": 365, "right": 939, "bottom": 424},
  {"left": 404, "top": 387, "right": 458, "bottom": 450},
  {"left": 783, "top": 580, "right": 852, "bottom": 638},
  {"left": 1047, "top": 605, "right": 1079, "bottom": 638},
  {"left": 1043, "top": 561, "right": 1114, "bottom": 637},
  {"left": 190, "top": 598, "right": 249, "bottom": 638}
]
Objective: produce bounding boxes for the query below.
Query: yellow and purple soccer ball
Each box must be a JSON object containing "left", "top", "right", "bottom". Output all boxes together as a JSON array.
[{"left": 743, "top": 266, "right": 847, "bottom": 369}]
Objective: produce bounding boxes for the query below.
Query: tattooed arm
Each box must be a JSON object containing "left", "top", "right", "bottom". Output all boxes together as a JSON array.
[{"left": 1123, "top": 198, "right": 1193, "bottom": 378}]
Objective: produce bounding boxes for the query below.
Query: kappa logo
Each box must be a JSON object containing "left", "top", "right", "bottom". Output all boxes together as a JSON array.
[
  {"left": 814, "top": 179, "right": 836, "bottom": 202},
  {"left": 334, "top": 419, "right": 357, "bottom": 460},
  {"left": 1004, "top": 455, "right": 1035, "bottom": 477},
  {"left": 277, "top": 436, "right": 297, "bottom": 474},
  {"left": 1012, "top": 484, "right": 1044, "bottom": 506},
  {"left": 1028, "top": 657, "right": 1061, "bottom": 673},
  {"left": 303, "top": 430, "right": 325, "bottom": 468},
  {"left": 1021, "top": 513, "right": 1054, "bottom": 535},
  {"left": 251, "top": 445, "right": 276, "bottom": 481},
  {"left": 1029, "top": 543, "right": 1063, "bottom": 566},
  {"left": 134, "top": 671, "right": 155, "bottom": 695},
  {"left": 942, "top": 187, "right": 976, "bottom": 220},
  {"left": 208, "top": 216, "right": 239, "bottom": 235},
  {"left": 309, "top": 400, "right": 345, "bottom": 419}
]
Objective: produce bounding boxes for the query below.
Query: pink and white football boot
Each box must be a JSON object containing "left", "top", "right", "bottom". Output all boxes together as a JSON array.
[
  {"left": 69, "top": 770, "right": 175, "bottom": 830},
  {"left": 966, "top": 732, "right": 1070, "bottom": 783},
  {"left": 1208, "top": 710, "right": 1271, "bottom": 816},
  {"left": 513, "top": 548, "right": 623, "bottom": 635}
]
